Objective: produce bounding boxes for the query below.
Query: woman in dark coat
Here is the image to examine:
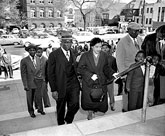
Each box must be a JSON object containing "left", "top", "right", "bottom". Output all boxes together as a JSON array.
[{"left": 78, "top": 37, "right": 115, "bottom": 120}]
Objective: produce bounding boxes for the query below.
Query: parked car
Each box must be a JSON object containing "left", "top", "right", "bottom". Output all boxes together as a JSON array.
[
  {"left": 21, "top": 34, "right": 60, "bottom": 50},
  {"left": 12, "top": 28, "right": 20, "bottom": 34},
  {"left": 72, "top": 31, "right": 95, "bottom": 43},
  {"left": 0, "top": 35, "right": 22, "bottom": 45}
]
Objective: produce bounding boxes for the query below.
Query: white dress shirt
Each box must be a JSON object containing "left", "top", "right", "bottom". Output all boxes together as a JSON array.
[{"left": 61, "top": 47, "right": 70, "bottom": 61}]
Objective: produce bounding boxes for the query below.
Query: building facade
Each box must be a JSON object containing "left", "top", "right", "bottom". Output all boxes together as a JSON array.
[
  {"left": 120, "top": 0, "right": 165, "bottom": 31},
  {"left": 20, "top": 0, "right": 65, "bottom": 29}
]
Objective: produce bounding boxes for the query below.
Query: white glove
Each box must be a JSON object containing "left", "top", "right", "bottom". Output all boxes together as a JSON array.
[
  {"left": 113, "top": 72, "right": 119, "bottom": 79},
  {"left": 91, "top": 74, "right": 98, "bottom": 81}
]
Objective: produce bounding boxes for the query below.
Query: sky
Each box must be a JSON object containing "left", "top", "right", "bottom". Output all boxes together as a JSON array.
[{"left": 119, "top": 0, "right": 157, "bottom": 3}]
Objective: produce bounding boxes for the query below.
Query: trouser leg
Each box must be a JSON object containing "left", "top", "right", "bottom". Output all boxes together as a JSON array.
[
  {"left": 8, "top": 65, "right": 13, "bottom": 78},
  {"left": 34, "top": 79, "right": 44, "bottom": 112},
  {"left": 122, "top": 81, "right": 128, "bottom": 112},
  {"left": 107, "top": 83, "right": 115, "bottom": 105},
  {"left": 56, "top": 98, "right": 66, "bottom": 125},
  {"left": 128, "top": 91, "right": 138, "bottom": 111},
  {"left": 41, "top": 82, "right": 51, "bottom": 107},
  {"left": 26, "top": 89, "right": 35, "bottom": 114},
  {"left": 65, "top": 87, "right": 79, "bottom": 124}
]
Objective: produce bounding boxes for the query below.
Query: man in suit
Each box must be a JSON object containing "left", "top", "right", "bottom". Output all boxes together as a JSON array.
[
  {"left": 48, "top": 31, "right": 80, "bottom": 125},
  {"left": 116, "top": 22, "right": 143, "bottom": 112},
  {"left": 36, "top": 47, "right": 51, "bottom": 108},
  {"left": 20, "top": 44, "right": 45, "bottom": 118},
  {"left": 141, "top": 25, "right": 165, "bottom": 100}
]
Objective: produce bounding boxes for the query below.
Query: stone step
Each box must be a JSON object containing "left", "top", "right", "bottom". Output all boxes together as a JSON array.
[{"left": 9, "top": 104, "right": 165, "bottom": 136}]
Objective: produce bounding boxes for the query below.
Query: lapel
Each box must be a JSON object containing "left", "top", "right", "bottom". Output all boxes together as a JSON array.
[
  {"left": 87, "top": 50, "right": 104, "bottom": 74},
  {"left": 35, "top": 56, "right": 41, "bottom": 72},
  {"left": 97, "top": 51, "right": 104, "bottom": 70},
  {"left": 58, "top": 48, "right": 67, "bottom": 72},
  {"left": 88, "top": 50, "right": 96, "bottom": 72},
  {"left": 126, "top": 35, "right": 138, "bottom": 52},
  {"left": 138, "top": 66, "right": 144, "bottom": 76},
  {"left": 27, "top": 56, "right": 36, "bottom": 72}
]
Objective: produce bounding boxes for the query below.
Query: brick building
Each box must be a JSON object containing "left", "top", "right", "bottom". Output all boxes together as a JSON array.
[{"left": 20, "top": 0, "right": 65, "bottom": 29}]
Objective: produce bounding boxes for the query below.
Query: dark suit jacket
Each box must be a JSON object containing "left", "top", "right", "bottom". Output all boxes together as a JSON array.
[
  {"left": 48, "top": 48, "right": 80, "bottom": 98},
  {"left": 20, "top": 55, "right": 41, "bottom": 89},
  {"left": 126, "top": 63, "right": 145, "bottom": 92},
  {"left": 141, "top": 33, "right": 158, "bottom": 57}
]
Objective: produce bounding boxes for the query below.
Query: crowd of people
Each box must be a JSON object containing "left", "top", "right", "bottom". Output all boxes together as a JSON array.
[{"left": 19, "top": 22, "right": 165, "bottom": 126}]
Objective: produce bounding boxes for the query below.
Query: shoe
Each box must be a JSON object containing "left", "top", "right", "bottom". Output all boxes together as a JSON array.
[
  {"left": 122, "top": 109, "right": 127, "bottom": 112},
  {"left": 87, "top": 111, "right": 93, "bottom": 120},
  {"left": 37, "top": 110, "right": 46, "bottom": 115},
  {"left": 45, "top": 105, "right": 50, "bottom": 108},
  {"left": 30, "top": 113, "right": 36, "bottom": 118},
  {"left": 110, "top": 106, "right": 115, "bottom": 111}
]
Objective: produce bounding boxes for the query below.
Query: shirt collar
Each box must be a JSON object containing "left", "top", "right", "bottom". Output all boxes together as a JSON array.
[
  {"left": 93, "top": 51, "right": 99, "bottom": 58},
  {"left": 29, "top": 55, "right": 36, "bottom": 60},
  {"left": 61, "top": 47, "right": 70, "bottom": 56},
  {"left": 128, "top": 34, "right": 136, "bottom": 43}
]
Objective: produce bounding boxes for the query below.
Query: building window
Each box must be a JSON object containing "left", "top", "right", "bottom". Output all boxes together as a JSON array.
[
  {"left": 57, "top": 10, "right": 62, "bottom": 18},
  {"left": 31, "top": 9, "right": 36, "bottom": 18},
  {"left": 147, "top": 8, "right": 149, "bottom": 13},
  {"left": 146, "top": 18, "right": 148, "bottom": 24},
  {"left": 39, "top": 0, "right": 44, "bottom": 4},
  {"left": 48, "top": 0, "right": 53, "bottom": 4},
  {"left": 30, "top": 0, "right": 35, "bottom": 3},
  {"left": 31, "top": 23, "right": 37, "bottom": 29},
  {"left": 158, "top": 7, "right": 161, "bottom": 21},
  {"left": 39, "top": 9, "right": 45, "bottom": 18},
  {"left": 103, "top": 13, "right": 109, "bottom": 19},
  {"left": 40, "top": 23, "right": 45, "bottom": 28},
  {"left": 161, "top": 7, "right": 165, "bottom": 22},
  {"left": 150, "top": 8, "right": 153, "bottom": 13},
  {"left": 149, "top": 18, "right": 152, "bottom": 24},
  {"left": 48, "top": 9, "right": 53, "bottom": 17},
  {"left": 49, "top": 23, "right": 54, "bottom": 28},
  {"left": 136, "top": 18, "right": 139, "bottom": 23}
]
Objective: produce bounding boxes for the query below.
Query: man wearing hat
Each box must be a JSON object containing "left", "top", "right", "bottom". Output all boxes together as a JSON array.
[
  {"left": 48, "top": 31, "right": 80, "bottom": 125},
  {"left": 141, "top": 25, "right": 165, "bottom": 104},
  {"left": 20, "top": 44, "right": 45, "bottom": 118},
  {"left": 116, "top": 22, "right": 143, "bottom": 112}
]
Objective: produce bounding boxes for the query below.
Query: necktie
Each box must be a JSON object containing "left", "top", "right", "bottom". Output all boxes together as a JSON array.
[
  {"left": 66, "top": 51, "right": 70, "bottom": 61},
  {"left": 32, "top": 57, "right": 36, "bottom": 69},
  {"left": 134, "top": 38, "right": 140, "bottom": 50}
]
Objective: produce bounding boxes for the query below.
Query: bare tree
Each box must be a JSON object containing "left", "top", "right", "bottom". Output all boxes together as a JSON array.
[
  {"left": 70, "top": 0, "right": 96, "bottom": 30},
  {"left": 95, "top": 0, "right": 116, "bottom": 23}
]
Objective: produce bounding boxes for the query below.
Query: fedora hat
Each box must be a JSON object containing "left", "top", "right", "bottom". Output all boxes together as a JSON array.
[
  {"left": 25, "top": 44, "right": 37, "bottom": 51},
  {"left": 127, "top": 22, "right": 142, "bottom": 30}
]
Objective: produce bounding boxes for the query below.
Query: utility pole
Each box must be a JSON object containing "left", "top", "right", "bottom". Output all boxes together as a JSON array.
[{"left": 141, "top": 0, "right": 145, "bottom": 27}]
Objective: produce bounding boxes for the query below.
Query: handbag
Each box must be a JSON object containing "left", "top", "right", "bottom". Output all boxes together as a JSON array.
[{"left": 90, "top": 86, "right": 105, "bottom": 102}]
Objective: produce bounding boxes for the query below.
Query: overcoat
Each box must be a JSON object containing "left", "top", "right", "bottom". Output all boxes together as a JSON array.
[{"left": 78, "top": 50, "right": 114, "bottom": 113}]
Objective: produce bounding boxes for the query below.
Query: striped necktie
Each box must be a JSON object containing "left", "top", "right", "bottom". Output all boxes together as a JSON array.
[
  {"left": 66, "top": 51, "right": 70, "bottom": 61},
  {"left": 32, "top": 57, "right": 36, "bottom": 69}
]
